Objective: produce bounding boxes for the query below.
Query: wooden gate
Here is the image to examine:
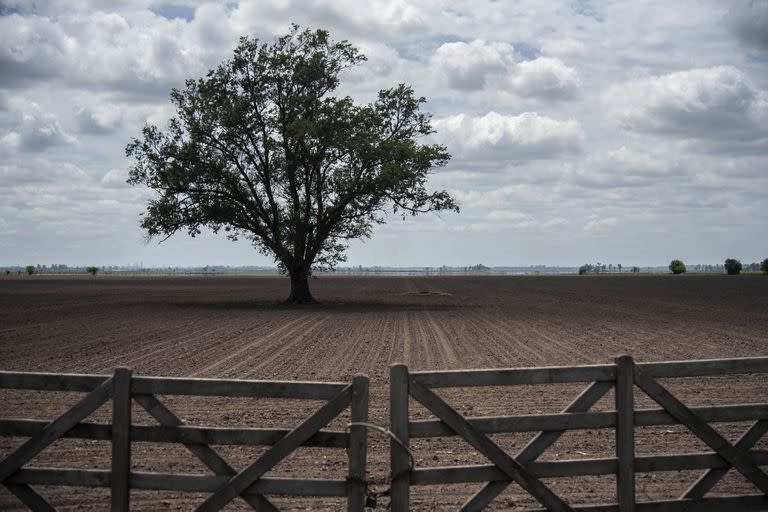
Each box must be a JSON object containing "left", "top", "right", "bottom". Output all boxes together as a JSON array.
[
  {"left": 0, "top": 369, "right": 368, "bottom": 511},
  {"left": 390, "top": 356, "right": 768, "bottom": 511}
]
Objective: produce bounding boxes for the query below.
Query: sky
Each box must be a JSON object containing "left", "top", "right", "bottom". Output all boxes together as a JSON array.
[{"left": 0, "top": 0, "right": 766, "bottom": 268}]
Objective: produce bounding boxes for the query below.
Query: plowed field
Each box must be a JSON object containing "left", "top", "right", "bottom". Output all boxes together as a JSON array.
[{"left": 1, "top": 275, "right": 767, "bottom": 510}]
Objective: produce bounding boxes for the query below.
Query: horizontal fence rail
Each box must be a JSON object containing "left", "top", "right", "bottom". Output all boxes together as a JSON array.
[
  {"left": 0, "top": 369, "right": 369, "bottom": 511},
  {"left": 391, "top": 356, "right": 768, "bottom": 512}
]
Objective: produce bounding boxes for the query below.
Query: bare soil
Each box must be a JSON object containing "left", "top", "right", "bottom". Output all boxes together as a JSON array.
[{"left": 1, "top": 275, "right": 767, "bottom": 510}]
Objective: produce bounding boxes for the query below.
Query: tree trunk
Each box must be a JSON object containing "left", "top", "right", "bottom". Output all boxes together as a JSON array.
[{"left": 286, "top": 267, "right": 317, "bottom": 304}]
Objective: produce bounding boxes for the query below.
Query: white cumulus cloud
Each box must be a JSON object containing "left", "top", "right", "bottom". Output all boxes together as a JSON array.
[
  {"left": 431, "top": 39, "right": 580, "bottom": 100},
  {"left": 433, "top": 111, "right": 584, "bottom": 162}
]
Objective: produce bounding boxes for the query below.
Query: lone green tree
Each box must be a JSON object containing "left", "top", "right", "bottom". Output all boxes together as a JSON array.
[
  {"left": 724, "top": 258, "right": 742, "bottom": 275},
  {"left": 761, "top": 258, "right": 768, "bottom": 275},
  {"left": 669, "top": 259, "right": 686, "bottom": 274},
  {"left": 127, "top": 26, "right": 457, "bottom": 303},
  {"left": 86, "top": 266, "right": 99, "bottom": 276}
]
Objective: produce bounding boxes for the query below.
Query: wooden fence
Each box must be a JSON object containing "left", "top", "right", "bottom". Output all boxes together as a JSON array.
[
  {"left": 0, "top": 369, "right": 369, "bottom": 511},
  {"left": 390, "top": 356, "right": 768, "bottom": 511}
]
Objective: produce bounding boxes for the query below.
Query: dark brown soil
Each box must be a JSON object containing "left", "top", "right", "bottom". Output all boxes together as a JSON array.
[{"left": 1, "top": 275, "right": 767, "bottom": 510}]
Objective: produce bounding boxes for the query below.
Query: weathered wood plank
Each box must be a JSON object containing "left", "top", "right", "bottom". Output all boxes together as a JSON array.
[
  {"left": 196, "top": 384, "right": 352, "bottom": 511},
  {"left": 347, "top": 374, "right": 369, "bottom": 512},
  {"left": 131, "top": 376, "right": 346, "bottom": 399},
  {"left": 9, "top": 401, "right": 764, "bottom": 445},
  {"left": 411, "top": 364, "right": 616, "bottom": 388},
  {"left": 408, "top": 357, "right": 768, "bottom": 390},
  {"left": 408, "top": 378, "right": 574, "bottom": 511},
  {"left": 634, "top": 366, "right": 768, "bottom": 494},
  {"left": 410, "top": 451, "right": 768, "bottom": 483},
  {"left": 134, "top": 394, "right": 277, "bottom": 511},
  {"left": 111, "top": 368, "right": 132, "bottom": 512},
  {"left": 639, "top": 357, "right": 768, "bottom": 378},
  {"left": 636, "top": 451, "right": 768, "bottom": 472},
  {"left": 0, "top": 371, "right": 108, "bottom": 392},
  {"left": 7, "top": 468, "right": 349, "bottom": 496},
  {"left": 684, "top": 419, "right": 768, "bottom": 499},
  {"left": 615, "top": 356, "right": 635, "bottom": 512},
  {"left": 3, "top": 483, "right": 55, "bottom": 511},
  {"left": 0, "top": 376, "right": 113, "bottom": 482},
  {"left": 390, "top": 364, "right": 410, "bottom": 512},
  {"left": 0, "top": 418, "right": 348, "bottom": 447},
  {"left": 408, "top": 403, "right": 768, "bottom": 437},
  {"left": 523, "top": 494, "right": 768, "bottom": 512}
]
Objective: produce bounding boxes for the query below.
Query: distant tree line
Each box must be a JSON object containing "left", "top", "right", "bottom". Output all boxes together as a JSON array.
[
  {"left": 664, "top": 258, "right": 767, "bottom": 275},
  {"left": 577, "top": 258, "right": 768, "bottom": 276}
]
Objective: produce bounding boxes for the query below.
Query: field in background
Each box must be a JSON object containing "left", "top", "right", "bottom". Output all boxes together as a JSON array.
[{"left": 1, "top": 275, "right": 767, "bottom": 510}]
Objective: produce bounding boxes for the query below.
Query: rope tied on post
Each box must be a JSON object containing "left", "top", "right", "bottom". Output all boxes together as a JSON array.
[{"left": 345, "top": 421, "right": 415, "bottom": 508}]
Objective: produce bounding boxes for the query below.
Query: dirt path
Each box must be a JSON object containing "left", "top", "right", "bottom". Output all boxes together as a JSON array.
[{"left": 1, "top": 275, "right": 767, "bottom": 510}]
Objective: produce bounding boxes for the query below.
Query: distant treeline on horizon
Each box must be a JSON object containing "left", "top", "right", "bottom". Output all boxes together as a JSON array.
[{"left": 2, "top": 262, "right": 765, "bottom": 275}]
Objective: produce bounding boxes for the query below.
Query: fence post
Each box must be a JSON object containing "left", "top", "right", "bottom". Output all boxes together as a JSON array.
[
  {"left": 390, "top": 363, "right": 410, "bottom": 512},
  {"left": 348, "top": 374, "right": 369, "bottom": 512},
  {"left": 111, "top": 367, "right": 132, "bottom": 512},
  {"left": 615, "top": 355, "right": 635, "bottom": 512}
]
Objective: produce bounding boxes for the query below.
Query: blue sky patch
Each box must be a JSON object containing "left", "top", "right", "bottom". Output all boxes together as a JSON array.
[{"left": 572, "top": 0, "right": 604, "bottom": 22}]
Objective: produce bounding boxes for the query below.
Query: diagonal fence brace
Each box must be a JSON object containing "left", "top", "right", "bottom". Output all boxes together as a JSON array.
[
  {"left": 196, "top": 384, "right": 353, "bottom": 512},
  {"left": 408, "top": 378, "right": 574, "bottom": 512}
]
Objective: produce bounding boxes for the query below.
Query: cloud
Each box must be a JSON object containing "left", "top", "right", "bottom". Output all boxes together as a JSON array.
[
  {"left": 726, "top": 0, "right": 768, "bottom": 51},
  {"left": 431, "top": 40, "right": 516, "bottom": 91},
  {"left": 584, "top": 216, "right": 617, "bottom": 232},
  {"left": 433, "top": 112, "right": 583, "bottom": 162},
  {"left": 0, "top": 14, "right": 68, "bottom": 87},
  {"left": 487, "top": 210, "right": 533, "bottom": 224},
  {"left": 569, "top": 147, "right": 687, "bottom": 189},
  {"left": 509, "top": 57, "right": 580, "bottom": 100},
  {"left": 605, "top": 66, "right": 768, "bottom": 141},
  {"left": 101, "top": 168, "right": 129, "bottom": 188},
  {"left": 76, "top": 105, "right": 123, "bottom": 135},
  {"left": 0, "top": 99, "right": 76, "bottom": 153},
  {"left": 540, "top": 38, "right": 587, "bottom": 58},
  {"left": 431, "top": 39, "right": 580, "bottom": 100},
  {"left": 0, "top": 8, "right": 237, "bottom": 99}
]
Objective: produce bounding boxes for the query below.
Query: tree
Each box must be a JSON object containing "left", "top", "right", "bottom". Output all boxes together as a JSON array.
[
  {"left": 669, "top": 259, "right": 686, "bottom": 274},
  {"left": 25, "top": 265, "right": 36, "bottom": 276},
  {"left": 86, "top": 266, "right": 99, "bottom": 276},
  {"left": 761, "top": 258, "right": 768, "bottom": 275},
  {"left": 724, "top": 258, "right": 742, "bottom": 275},
  {"left": 127, "top": 26, "right": 457, "bottom": 303}
]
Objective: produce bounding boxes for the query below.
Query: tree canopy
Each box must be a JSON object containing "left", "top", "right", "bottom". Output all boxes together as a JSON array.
[
  {"left": 724, "top": 258, "right": 742, "bottom": 275},
  {"left": 669, "top": 259, "right": 686, "bottom": 274},
  {"left": 127, "top": 25, "right": 458, "bottom": 303}
]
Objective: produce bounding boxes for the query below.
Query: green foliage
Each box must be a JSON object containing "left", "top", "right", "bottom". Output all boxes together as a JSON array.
[
  {"left": 669, "top": 259, "right": 686, "bottom": 274},
  {"left": 25, "top": 265, "right": 36, "bottom": 275},
  {"left": 631, "top": 266, "right": 640, "bottom": 273},
  {"left": 86, "top": 266, "right": 99, "bottom": 276},
  {"left": 724, "top": 258, "right": 742, "bottom": 275},
  {"left": 760, "top": 258, "right": 768, "bottom": 275},
  {"left": 578, "top": 264, "right": 591, "bottom": 275},
  {"left": 126, "top": 26, "right": 457, "bottom": 302}
]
